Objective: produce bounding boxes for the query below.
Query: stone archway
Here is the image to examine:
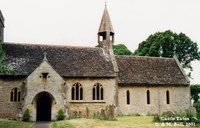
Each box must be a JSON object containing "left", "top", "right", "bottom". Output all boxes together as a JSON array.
[{"left": 36, "top": 92, "right": 52, "bottom": 121}]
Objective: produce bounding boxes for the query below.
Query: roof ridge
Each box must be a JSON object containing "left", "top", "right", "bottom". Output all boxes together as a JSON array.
[
  {"left": 115, "top": 55, "right": 174, "bottom": 60},
  {"left": 3, "top": 42, "right": 94, "bottom": 49}
]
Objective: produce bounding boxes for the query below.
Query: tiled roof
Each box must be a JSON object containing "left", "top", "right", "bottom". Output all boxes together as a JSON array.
[
  {"left": 2, "top": 43, "right": 116, "bottom": 77},
  {"left": 116, "top": 55, "right": 189, "bottom": 85},
  {"left": 2, "top": 43, "right": 189, "bottom": 85}
]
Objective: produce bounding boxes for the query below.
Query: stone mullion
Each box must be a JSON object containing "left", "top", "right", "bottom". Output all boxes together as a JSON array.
[
  {"left": 17, "top": 90, "right": 20, "bottom": 102},
  {"left": 10, "top": 90, "right": 12, "bottom": 102}
]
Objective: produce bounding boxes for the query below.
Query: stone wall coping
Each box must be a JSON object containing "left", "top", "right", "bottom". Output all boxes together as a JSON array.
[{"left": 69, "top": 101, "right": 106, "bottom": 103}]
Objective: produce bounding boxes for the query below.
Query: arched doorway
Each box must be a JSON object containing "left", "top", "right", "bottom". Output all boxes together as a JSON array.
[{"left": 36, "top": 92, "right": 52, "bottom": 121}]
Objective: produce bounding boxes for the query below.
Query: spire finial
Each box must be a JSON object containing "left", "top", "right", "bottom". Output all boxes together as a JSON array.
[
  {"left": 105, "top": 0, "right": 107, "bottom": 6},
  {"left": 43, "top": 52, "right": 47, "bottom": 61}
]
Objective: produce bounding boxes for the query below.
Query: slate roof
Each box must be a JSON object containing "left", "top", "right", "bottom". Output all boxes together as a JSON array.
[
  {"left": 2, "top": 43, "right": 116, "bottom": 77},
  {"left": 2, "top": 43, "right": 189, "bottom": 85},
  {"left": 116, "top": 55, "right": 190, "bottom": 85}
]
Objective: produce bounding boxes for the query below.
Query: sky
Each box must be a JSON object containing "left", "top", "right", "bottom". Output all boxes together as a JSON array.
[{"left": 0, "top": 0, "right": 200, "bottom": 84}]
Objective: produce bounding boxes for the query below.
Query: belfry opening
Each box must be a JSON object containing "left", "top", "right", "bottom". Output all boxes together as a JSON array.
[{"left": 36, "top": 92, "right": 52, "bottom": 121}]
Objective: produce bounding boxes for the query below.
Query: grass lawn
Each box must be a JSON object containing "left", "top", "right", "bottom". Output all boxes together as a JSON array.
[
  {"left": 0, "top": 116, "right": 197, "bottom": 128},
  {"left": 51, "top": 116, "right": 198, "bottom": 128},
  {"left": 0, "top": 119, "right": 34, "bottom": 128}
]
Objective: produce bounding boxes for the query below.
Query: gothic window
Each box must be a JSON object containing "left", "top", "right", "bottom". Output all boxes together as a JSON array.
[
  {"left": 10, "top": 88, "right": 20, "bottom": 102},
  {"left": 127, "top": 90, "right": 130, "bottom": 105},
  {"left": 92, "top": 83, "right": 103, "bottom": 100},
  {"left": 80, "top": 87, "right": 83, "bottom": 100},
  {"left": 71, "top": 87, "right": 75, "bottom": 100},
  {"left": 147, "top": 90, "right": 150, "bottom": 104},
  {"left": 92, "top": 87, "right": 95, "bottom": 100},
  {"left": 100, "top": 87, "right": 103, "bottom": 100},
  {"left": 166, "top": 90, "right": 170, "bottom": 104},
  {"left": 71, "top": 83, "right": 83, "bottom": 100}
]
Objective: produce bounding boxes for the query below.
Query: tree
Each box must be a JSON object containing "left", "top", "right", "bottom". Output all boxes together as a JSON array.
[
  {"left": 193, "top": 101, "right": 200, "bottom": 122},
  {"left": 95, "top": 44, "right": 133, "bottom": 55},
  {"left": 133, "top": 30, "right": 200, "bottom": 77},
  {"left": 113, "top": 44, "right": 132, "bottom": 55},
  {"left": 0, "top": 39, "right": 15, "bottom": 75},
  {"left": 191, "top": 84, "right": 200, "bottom": 103}
]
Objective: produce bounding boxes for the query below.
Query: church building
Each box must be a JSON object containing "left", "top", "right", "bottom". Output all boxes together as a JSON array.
[{"left": 0, "top": 6, "right": 190, "bottom": 121}]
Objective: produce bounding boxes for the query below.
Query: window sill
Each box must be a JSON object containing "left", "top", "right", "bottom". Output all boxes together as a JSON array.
[{"left": 69, "top": 101, "right": 106, "bottom": 103}]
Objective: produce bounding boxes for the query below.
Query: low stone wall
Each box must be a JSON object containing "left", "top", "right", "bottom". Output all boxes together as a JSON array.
[{"left": 69, "top": 102, "right": 106, "bottom": 117}]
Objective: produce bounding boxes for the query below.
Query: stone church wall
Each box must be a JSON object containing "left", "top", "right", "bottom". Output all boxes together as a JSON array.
[
  {"left": 0, "top": 78, "right": 24, "bottom": 119},
  {"left": 23, "top": 61, "right": 66, "bottom": 121},
  {"left": 118, "top": 85, "right": 190, "bottom": 115},
  {"left": 66, "top": 78, "right": 117, "bottom": 117}
]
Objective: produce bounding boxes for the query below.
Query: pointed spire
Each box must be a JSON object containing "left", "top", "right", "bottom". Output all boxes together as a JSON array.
[
  {"left": 98, "top": 5, "right": 114, "bottom": 34},
  {"left": 97, "top": 4, "right": 115, "bottom": 54}
]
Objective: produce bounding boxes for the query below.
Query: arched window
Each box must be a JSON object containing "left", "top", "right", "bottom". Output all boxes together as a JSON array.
[
  {"left": 166, "top": 90, "right": 170, "bottom": 104},
  {"left": 100, "top": 88, "right": 103, "bottom": 100},
  {"left": 92, "top": 87, "right": 95, "bottom": 100},
  {"left": 71, "top": 87, "right": 75, "bottom": 100},
  {"left": 92, "top": 83, "right": 103, "bottom": 100},
  {"left": 127, "top": 90, "right": 130, "bottom": 105},
  {"left": 80, "top": 87, "right": 83, "bottom": 100},
  {"left": 71, "top": 83, "right": 83, "bottom": 100},
  {"left": 10, "top": 88, "right": 20, "bottom": 102},
  {"left": 147, "top": 90, "right": 150, "bottom": 104}
]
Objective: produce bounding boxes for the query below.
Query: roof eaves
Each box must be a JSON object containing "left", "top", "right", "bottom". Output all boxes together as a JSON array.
[
  {"left": 118, "top": 82, "right": 189, "bottom": 86},
  {"left": 173, "top": 57, "right": 190, "bottom": 84},
  {"left": 62, "top": 75, "right": 116, "bottom": 78}
]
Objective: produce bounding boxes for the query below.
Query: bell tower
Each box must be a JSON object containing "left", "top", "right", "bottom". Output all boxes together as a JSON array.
[
  {"left": 98, "top": 5, "right": 115, "bottom": 54},
  {"left": 97, "top": 4, "right": 118, "bottom": 74},
  {"left": 0, "top": 10, "right": 5, "bottom": 43}
]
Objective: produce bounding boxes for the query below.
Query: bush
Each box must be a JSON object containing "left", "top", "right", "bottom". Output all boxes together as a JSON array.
[
  {"left": 23, "top": 109, "right": 30, "bottom": 121},
  {"left": 194, "top": 101, "right": 200, "bottom": 123},
  {"left": 93, "top": 112, "right": 101, "bottom": 119},
  {"left": 134, "top": 113, "right": 141, "bottom": 116},
  {"left": 153, "top": 114, "right": 161, "bottom": 122},
  {"left": 57, "top": 109, "right": 65, "bottom": 120}
]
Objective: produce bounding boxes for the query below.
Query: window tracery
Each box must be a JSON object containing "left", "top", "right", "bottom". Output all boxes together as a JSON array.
[
  {"left": 71, "top": 83, "right": 83, "bottom": 100},
  {"left": 10, "top": 88, "right": 20, "bottom": 102},
  {"left": 92, "top": 83, "right": 103, "bottom": 100}
]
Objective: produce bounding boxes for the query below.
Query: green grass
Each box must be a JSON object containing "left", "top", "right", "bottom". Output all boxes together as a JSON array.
[
  {"left": 51, "top": 120, "right": 75, "bottom": 128},
  {"left": 1, "top": 116, "right": 197, "bottom": 128},
  {"left": 51, "top": 116, "right": 198, "bottom": 128},
  {"left": 51, "top": 116, "right": 154, "bottom": 128},
  {"left": 0, "top": 119, "right": 33, "bottom": 128}
]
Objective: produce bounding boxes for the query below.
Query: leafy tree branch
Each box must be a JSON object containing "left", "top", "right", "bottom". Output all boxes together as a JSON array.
[
  {"left": 0, "top": 39, "right": 16, "bottom": 75},
  {"left": 133, "top": 30, "right": 200, "bottom": 77}
]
